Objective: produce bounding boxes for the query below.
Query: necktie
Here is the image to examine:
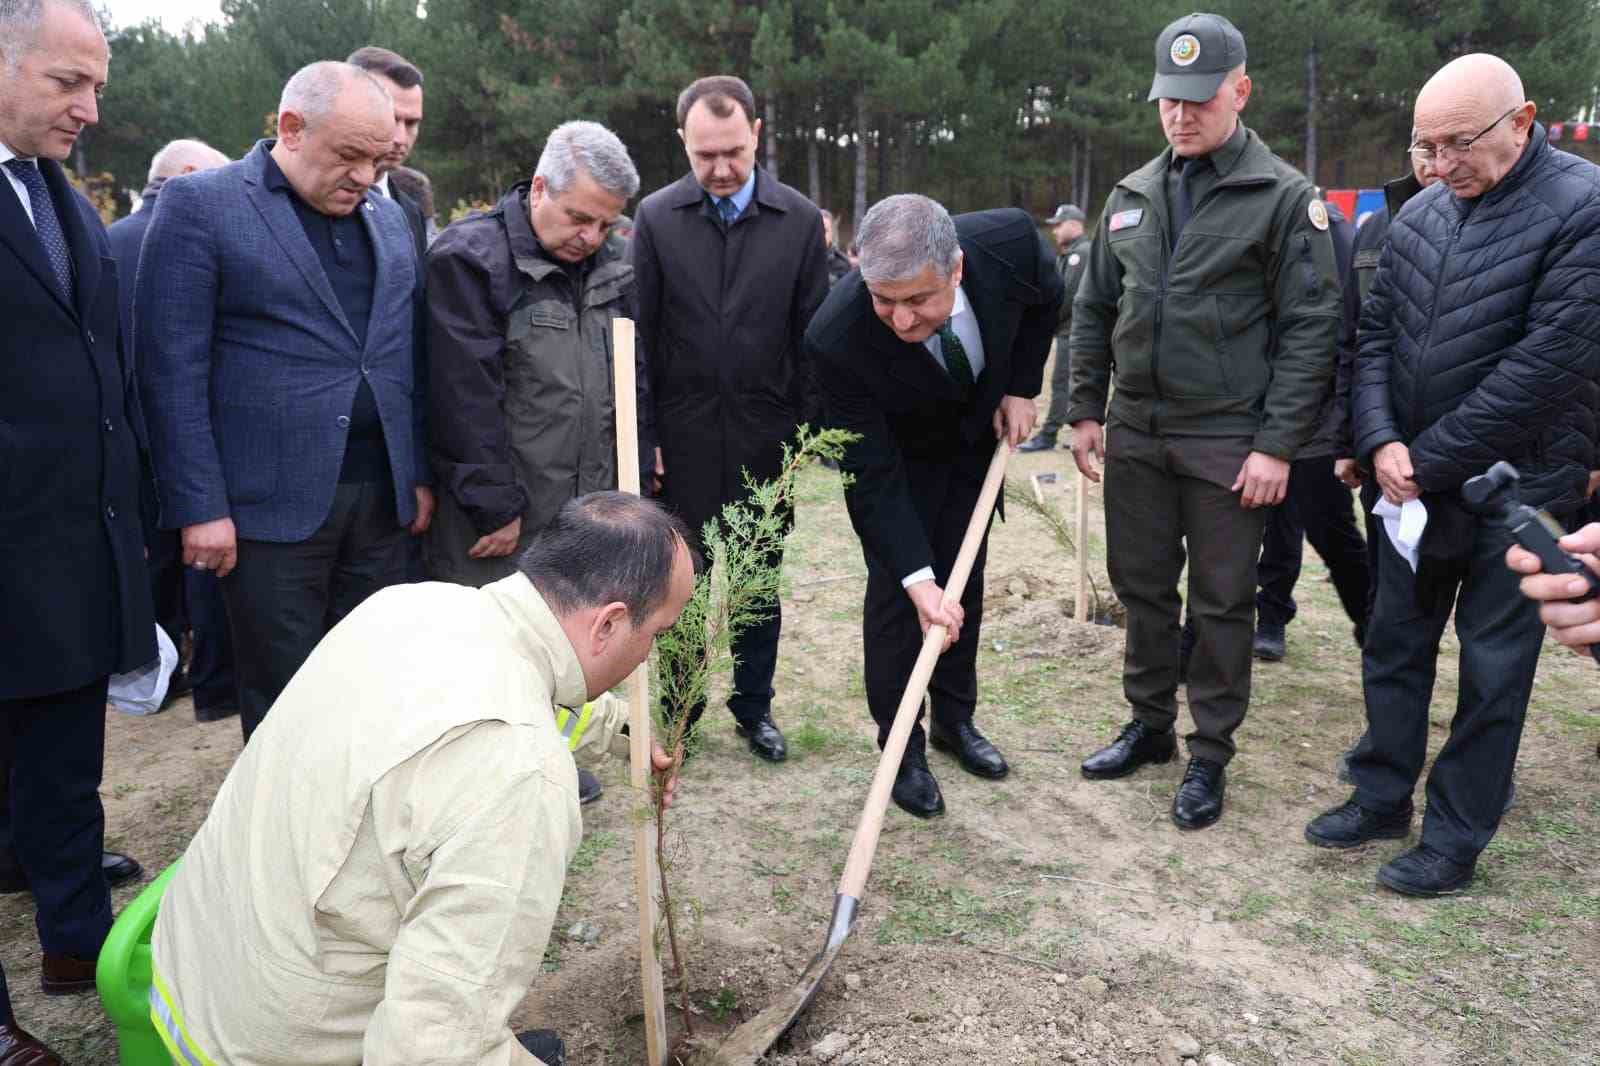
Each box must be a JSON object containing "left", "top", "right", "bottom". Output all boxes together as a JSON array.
[
  {"left": 1170, "top": 156, "right": 1205, "bottom": 252},
  {"left": 717, "top": 197, "right": 739, "bottom": 226},
  {"left": 5, "top": 159, "right": 74, "bottom": 297},
  {"left": 937, "top": 321, "right": 975, "bottom": 391}
]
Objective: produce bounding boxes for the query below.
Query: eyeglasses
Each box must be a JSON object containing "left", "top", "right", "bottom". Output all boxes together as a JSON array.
[{"left": 1408, "top": 107, "right": 1520, "bottom": 164}]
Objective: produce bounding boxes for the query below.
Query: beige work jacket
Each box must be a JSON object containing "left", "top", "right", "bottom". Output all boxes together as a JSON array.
[{"left": 151, "top": 575, "right": 629, "bottom": 1065}]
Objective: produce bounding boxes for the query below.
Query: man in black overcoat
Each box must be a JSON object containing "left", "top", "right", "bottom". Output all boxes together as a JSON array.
[
  {"left": 0, "top": 0, "right": 154, "bottom": 1007},
  {"left": 632, "top": 75, "right": 830, "bottom": 762},
  {"left": 808, "top": 195, "right": 1062, "bottom": 816}
]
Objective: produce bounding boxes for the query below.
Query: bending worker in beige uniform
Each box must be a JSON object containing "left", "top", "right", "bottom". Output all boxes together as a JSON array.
[{"left": 151, "top": 492, "right": 694, "bottom": 1066}]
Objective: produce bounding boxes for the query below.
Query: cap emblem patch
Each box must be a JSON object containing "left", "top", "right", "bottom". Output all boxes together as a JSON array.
[{"left": 1170, "top": 34, "right": 1201, "bottom": 67}]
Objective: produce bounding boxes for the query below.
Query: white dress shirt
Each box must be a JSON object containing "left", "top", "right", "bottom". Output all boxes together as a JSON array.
[
  {"left": 374, "top": 172, "right": 391, "bottom": 198},
  {"left": 0, "top": 141, "right": 39, "bottom": 227},
  {"left": 903, "top": 284, "right": 987, "bottom": 589}
]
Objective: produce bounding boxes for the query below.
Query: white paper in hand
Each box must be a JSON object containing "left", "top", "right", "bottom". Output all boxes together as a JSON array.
[
  {"left": 1371, "top": 497, "right": 1428, "bottom": 572},
  {"left": 108, "top": 624, "right": 179, "bottom": 716}
]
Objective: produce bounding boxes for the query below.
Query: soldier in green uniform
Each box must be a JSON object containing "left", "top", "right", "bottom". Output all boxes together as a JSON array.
[
  {"left": 1020, "top": 203, "right": 1092, "bottom": 452},
  {"left": 1066, "top": 12, "right": 1342, "bottom": 829}
]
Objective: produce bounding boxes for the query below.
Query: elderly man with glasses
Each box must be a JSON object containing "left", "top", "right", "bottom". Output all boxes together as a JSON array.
[{"left": 1304, "top": 54, "right": 1600, "bottom": 896}]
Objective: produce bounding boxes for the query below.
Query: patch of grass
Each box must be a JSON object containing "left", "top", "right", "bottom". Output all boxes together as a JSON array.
[
  {"left": 569, "top": 830, "right": 617, "bottom": 875},
  {"left": 703, "top": 985, "right": 740, "bottom": 1021},
  {"left": 1233, "top": 890, "right": 1279, "bottom": 922},
  {"left": 874, "top": 857, "right": 1034, "bottom": 944}
]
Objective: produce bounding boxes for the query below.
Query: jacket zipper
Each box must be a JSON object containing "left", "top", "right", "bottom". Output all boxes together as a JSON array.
[
  {"left": 1148, "top": 174, "right": 1272, "bottom": 434},
  {"left": 1412, "top": 217, "right": 1462, "bottom": 436}
]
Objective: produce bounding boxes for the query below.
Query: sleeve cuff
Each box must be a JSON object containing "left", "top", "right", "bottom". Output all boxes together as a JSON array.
[{"left": 901, "top": 567, "right": 935, "bottom": 589}]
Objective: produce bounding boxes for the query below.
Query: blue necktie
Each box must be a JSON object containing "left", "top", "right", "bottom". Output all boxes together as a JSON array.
[
  {"left": 717, "top": 197, "right": 739, "bottom": 226},
  {"left": 5, "top": 159, "right": 74, "bottom": 298}
]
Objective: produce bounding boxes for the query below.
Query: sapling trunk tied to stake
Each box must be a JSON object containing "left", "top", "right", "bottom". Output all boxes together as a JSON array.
[
  {"left": 645, "top": 425, "right": 858, "bottom": 1041},
  {"left": 1003, "top": 478, "right": 1108, "bottom": 620}
]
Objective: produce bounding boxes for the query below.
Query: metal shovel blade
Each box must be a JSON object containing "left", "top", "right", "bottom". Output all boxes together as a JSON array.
[{"left": 697, "top": 895, "right": 857, "bottom": 1065}]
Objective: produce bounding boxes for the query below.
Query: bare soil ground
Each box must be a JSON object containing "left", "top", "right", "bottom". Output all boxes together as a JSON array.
[{"left": 7, "top": 446, "right": 1598, "bottom": 1066}]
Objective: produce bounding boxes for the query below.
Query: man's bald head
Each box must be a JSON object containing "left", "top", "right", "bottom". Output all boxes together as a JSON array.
[
  {"left": 147, "top": 138, "right": 229, "bottom": 184},
  {"left": 1412, "top": 53, "right": 1535, "bottom": 200}
]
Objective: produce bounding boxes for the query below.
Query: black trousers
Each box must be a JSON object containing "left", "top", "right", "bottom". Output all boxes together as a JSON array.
[
  {"left": 222, "top": 481, "right": 408, "bottom": 742},
  {"left": 1039, "top": 334, "right": 1072, "bottom": 435},
  {"left": 862, "top": 453, "right": 993, "bottom": 762},
  {"left": 0, "top": 678, "right": 113, "bottom": 957},
  {"left": 1349, "top": 520, "right": 1543, "bottom": 864},
  {"left": 0, "top": 958, "right": 11, "bottom": 1026},
  {"left": 185, "top": 567, "right": 235, "bottom": 710},
  {"left": 1256, "top": 455, "right": 1371, "bottom": 634},
  {"left": 672, "top": 548, "right": 785, "bottom": 732},
  {"left": 1104, "top": 424, "right": 1265, "bottom": 764}
]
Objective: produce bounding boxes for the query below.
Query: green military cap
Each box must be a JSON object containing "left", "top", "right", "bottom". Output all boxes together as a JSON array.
[
  {"left": 1148, "top": 13, "right": 1247, "bottom": 104},
  {"left": 1044, "top": 204, "right": 1085, "bottom": 224}
]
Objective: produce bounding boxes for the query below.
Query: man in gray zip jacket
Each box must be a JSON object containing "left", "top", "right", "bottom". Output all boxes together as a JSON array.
[{"left": 427, "top": 121, "right": 651, "bottom": 586}]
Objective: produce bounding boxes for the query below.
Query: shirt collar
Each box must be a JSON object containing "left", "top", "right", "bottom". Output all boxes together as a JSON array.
[
  {"left": 1168, "top": 121, "right": 1247, "bottom": 177},
  {"left": 924, "top": 284, "right": 972, "bottom": 353},
  {"left": 375, "top": 173, "right": 391, "bottom": 198},
  {"left": 261, "top": 144, "right": 291, "bottom": 194},
  {"left": 0, "top": 141, "right": 33, "bottom": 167},
  {"left": 707, "top": 167, "right": 757, "bottom": 214}
]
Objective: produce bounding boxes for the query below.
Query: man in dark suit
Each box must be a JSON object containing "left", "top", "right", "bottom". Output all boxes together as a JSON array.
[
  {"left": 139, "top": 61, "right": 432, "bottom": 743},
  {"left": 107, "top": 138, "right": 237, "bottom": 724},
  {"left": 347, "top": 46, "right": 427, "bottom": 263},
  {"left": 0, "top": 0, "right": 154, "bottom": 1019},
  {"left": 632, "top": 75, "right": 831, "bottom": 762},
  {"left": 809, "top": 195, "right": 1063, "bottom": 816}
]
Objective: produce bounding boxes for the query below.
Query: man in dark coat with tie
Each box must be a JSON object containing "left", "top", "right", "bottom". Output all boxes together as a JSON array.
[
  {"left": 808, "top": 195, "right": 1063, "bottom": 817},
  {"left": 0, "top": 0, "right": 154, "bottom": 1032},
  {"left": 107, "top": 138, "right": 237, "bottom": 724},
  {"left": 139, "top": 61, "right": 432, "bottom": 743},
  {"left": 631, "top": 75, "right": 831, "bottom": 761}
]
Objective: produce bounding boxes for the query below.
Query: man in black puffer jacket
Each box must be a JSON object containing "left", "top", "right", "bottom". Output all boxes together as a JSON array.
[{"left": 1305, "top": 53, "right": 1600, "bottom": 897}]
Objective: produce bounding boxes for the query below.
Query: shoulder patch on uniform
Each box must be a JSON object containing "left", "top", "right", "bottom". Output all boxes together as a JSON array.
[
  {"left": 1068, "top": 253, "right": 1082, "bottom": 266},
  {"left": 1108, "top": 208, "right": 1144, "bottom": 232},
  {"left": 1307, "top": 199, "right": 1330, "bottom": 231}
]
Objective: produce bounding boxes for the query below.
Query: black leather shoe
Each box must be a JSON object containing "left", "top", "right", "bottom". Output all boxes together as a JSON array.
[
  {"left": 160, "top": 669, "right": 194, "bottom": 710},
  {"left": 1305, "top": 796, "right": 1413, "bottom": 849},
  {"left": 1252, "top": 624, "right": 1286, "bottom": 662},
  {"left": 891, "top": 760, "right": 945, "bottom": 819},
  {"left": 1081, "top": 720, "right": 1176, "bottom": 780},
  {"left": 515, "top": 1029, "right": 566, "bottom": 1065},
  {"left": 194, "top": 702, "right": 239, "bottom": 723},
  {"left": 735, "top": 715, "right": 787, "bottom": 763},
  {"left": 1377, "top": 845, "right": 1475, "bottom": 898},
  {"left": 0, "top": 850, "right": 141, "bottom": 895},
  {"left": 1171, "top": 757, "right": 1226, "bottom": 830},
  {"left": 928, "top": 721, "right": 1009, "bottom": 779},
  {"left": 0, "top": 1021, "right": 65, "bottom": 1065},
  {"left": 103, "top": 850, "right": 142, "bottom": 888},
  {"left": 577, "top": 768, "right": 603, "bottom": 806},
  {"left": 1017, "top": 430, "right": 1057, "bottom": 453}
]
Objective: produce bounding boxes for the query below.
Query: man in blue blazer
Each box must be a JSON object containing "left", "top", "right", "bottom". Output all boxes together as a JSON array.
[
  {"left": 0, "top": 0, "right": 155, "bottom": 1024},
  {"left": 139, "top": 61, "right": 432, "bottom": 742},
  {"left": 107, "top": 139, "right": 237, "bottom": 724}
]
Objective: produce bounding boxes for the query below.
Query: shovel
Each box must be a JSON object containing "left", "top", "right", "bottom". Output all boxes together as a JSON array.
[{"left": 703, "top": 438, "right": 1012, "bottom": 1065}]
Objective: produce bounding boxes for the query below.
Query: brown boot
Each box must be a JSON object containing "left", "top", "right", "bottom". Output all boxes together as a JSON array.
[{"left": 40, "top": 953, "right": 96, "bottom": 996}]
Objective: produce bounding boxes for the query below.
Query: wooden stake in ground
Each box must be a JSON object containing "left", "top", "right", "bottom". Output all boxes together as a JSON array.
[
  {"left": 1075, "top": 460, "right": 1090, "bottom": 622},
  {"left": 611, "top": 318, "right": 670, "bottom": 1066},
  {"left": 704, "top": 439, "right": 1012, "bottom": 1066}
]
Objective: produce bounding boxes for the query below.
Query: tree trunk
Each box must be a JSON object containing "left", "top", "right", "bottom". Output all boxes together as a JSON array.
[
  {"left": 897, "top": 117, "right": 910, "bottom": 191},
  {"left": 875, "top": 113, "right": 890, "bottom": 199},
  {"left": 807, "top": 112, "right": 821, "bottom": 205},
  {"left": 1305, "top": 39, "right": 1319, "bottom": 185},
  {"left": 765, "top": 95, "right": 780, "bottom": 180},
  {"left": 853, "top": 90, "right": 867, "bottom": 227}
]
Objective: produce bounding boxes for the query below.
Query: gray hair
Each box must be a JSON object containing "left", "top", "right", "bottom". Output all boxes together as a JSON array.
[
  {"left": 535, "top": 121, "right": 639, "bottom": 201},
  {"left": 278, "top": 60, "right": 391, "bottom": 130},
  {"left": 147, "top": 139, "right": 229, "bottom": 184},
  {"left": 857, "top": 194, "right": 960, "bottom": 285},
  {"left": 0, "top": 0, "right": 101, "bottom": 72}
]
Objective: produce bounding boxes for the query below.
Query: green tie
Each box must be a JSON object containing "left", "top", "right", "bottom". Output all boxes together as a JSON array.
[{"left": 937, "top": 321, "right": 975, "bottom": 390}]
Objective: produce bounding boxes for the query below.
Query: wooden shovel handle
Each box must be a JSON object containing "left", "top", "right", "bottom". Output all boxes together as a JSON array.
[{"left": 837, "top": 439, "right": 1011, "bottom": 900}]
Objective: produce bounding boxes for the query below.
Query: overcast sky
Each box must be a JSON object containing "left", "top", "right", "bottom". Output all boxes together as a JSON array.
[{"left": 103, "top": 0, "right": 226, "bottom": 32}]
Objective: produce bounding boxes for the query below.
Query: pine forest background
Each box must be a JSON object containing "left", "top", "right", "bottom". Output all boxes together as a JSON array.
[{"left": 82, "top": 0, "right": 1600, "bottom": 231}]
